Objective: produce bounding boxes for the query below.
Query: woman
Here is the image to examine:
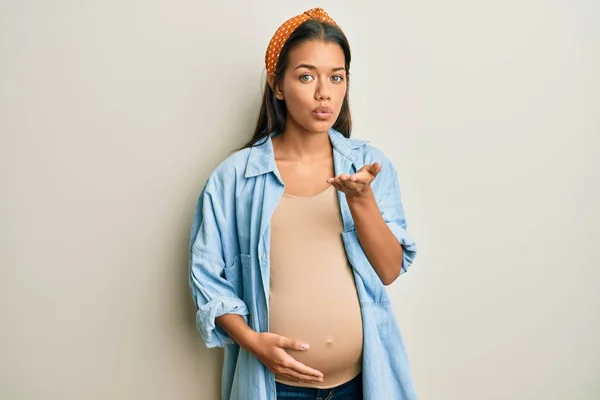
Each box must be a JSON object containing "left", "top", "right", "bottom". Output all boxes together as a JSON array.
[{"left": 189, "top": 8, "right": 418, "bottom": 400}]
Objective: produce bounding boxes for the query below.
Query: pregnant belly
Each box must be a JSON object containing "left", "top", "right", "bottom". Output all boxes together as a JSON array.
[{"left": 269, "top": 294, "right": 363, "bottom": 388}]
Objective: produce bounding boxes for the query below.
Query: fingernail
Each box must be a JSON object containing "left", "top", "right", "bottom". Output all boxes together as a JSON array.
[{"left": 300, "top": 343, "right": 309, "bottom": 350}]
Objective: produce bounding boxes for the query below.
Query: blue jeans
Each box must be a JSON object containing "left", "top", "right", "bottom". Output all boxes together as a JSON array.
[{"left": 276, "top": 374, "right": 363, "bottom": 400}]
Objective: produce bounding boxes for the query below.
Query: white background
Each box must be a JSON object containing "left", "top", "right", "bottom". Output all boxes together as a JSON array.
[{"left": 1, "top": 1, "right": 598, "bottom": 399}]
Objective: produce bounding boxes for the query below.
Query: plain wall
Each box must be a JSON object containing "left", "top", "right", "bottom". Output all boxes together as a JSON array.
[{"left": 1, "top": 1, "right": 598, "bottom": 399}]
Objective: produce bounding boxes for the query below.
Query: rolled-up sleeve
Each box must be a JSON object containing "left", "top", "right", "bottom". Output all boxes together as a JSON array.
[
  {"left": 378, "top": 159, "right": 418, "bottom": 274},
  {"left": 189, "top": 180, "right": 249, "bottom": 348}
]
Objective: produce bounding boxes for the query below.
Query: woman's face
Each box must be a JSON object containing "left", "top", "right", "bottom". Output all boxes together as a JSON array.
[{"left": 275, "top": 40, "right": 347, "bottom": 135}]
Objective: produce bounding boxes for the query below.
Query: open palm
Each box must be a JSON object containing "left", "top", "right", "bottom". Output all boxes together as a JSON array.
[{"left": 327, "top": 162, "right": 381, "bottom": 198}]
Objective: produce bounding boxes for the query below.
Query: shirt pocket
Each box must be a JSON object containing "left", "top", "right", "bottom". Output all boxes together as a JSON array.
[{"left": 223, "top": 253, "right": 250, "bottom": 299}]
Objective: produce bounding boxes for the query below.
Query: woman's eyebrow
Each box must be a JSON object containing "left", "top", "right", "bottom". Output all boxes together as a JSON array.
[{"left": 293, "top": 64, "right": 346, "bottom": 72}]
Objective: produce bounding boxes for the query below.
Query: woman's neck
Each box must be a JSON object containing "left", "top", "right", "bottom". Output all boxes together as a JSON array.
[{"left": 275, "top": 125, "right": 332, "bottom": 161}]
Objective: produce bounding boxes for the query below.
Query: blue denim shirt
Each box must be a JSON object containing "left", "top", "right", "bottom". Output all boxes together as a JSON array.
[{"left": 189, "top": 129, "right": 418, "bottom": 400}]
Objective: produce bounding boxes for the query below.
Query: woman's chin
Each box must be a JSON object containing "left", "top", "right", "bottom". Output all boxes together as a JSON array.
[{"left": 301, "top": 121, "right": 334, "bottom": 135}]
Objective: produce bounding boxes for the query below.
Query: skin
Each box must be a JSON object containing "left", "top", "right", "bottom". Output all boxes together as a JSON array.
[{"left": 216, "top": 39, "right": 404, "bottom": 385}]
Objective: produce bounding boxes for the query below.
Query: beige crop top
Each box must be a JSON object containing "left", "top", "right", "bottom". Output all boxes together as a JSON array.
[{"left": 269, "top": 185, "right": 363, "bottom": 389}]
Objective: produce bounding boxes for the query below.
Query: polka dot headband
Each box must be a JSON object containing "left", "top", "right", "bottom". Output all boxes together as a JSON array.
[{"left": 265, "top": 8, "right": 338, "bottom": 75}]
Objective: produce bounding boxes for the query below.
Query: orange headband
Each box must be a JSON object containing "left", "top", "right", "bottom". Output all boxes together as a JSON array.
[{"left": 265, "top": 8, "right": 338, "bottom": 75}]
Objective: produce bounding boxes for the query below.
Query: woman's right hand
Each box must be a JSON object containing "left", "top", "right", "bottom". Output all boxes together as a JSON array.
[{"left": 247, "top": 332, "right": 324, "bottom": 384}]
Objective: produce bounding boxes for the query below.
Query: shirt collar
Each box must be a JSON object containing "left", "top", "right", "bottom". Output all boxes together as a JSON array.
[{"left": 244, "top": 128, "right": 367, "bottom": 178}]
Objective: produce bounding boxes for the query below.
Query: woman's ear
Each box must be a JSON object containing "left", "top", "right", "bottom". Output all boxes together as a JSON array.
[{"left": 267, "top": 74, "right": 284, "bottom": 100}]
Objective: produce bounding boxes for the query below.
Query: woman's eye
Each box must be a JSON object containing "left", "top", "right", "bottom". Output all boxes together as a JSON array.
[
  {"left": 300, "top": 74, "right": 314, "bottom": 82},
  {"left": 331, "top": 75, "right": 344, "bottom": 83}
]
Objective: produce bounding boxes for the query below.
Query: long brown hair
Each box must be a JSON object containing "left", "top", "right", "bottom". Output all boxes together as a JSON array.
[{"left": 241, "top": 20, "right": 352, "bottom": 149}]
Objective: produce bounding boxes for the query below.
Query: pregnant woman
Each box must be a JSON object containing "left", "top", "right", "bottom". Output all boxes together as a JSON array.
[{"left": 189, "top": 8, "right": 419, "bottom": 400}]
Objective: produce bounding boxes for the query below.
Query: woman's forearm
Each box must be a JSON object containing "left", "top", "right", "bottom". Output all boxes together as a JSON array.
[
  {"left": 347, "top": 191, "right": 403, "bottom": 285},
  {"left": 216, "top": 314, "right": 259, "bottom": 350}
]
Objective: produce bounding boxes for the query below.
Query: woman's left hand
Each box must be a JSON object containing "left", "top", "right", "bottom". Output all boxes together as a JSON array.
[{"left": 327, "top": 162, "right": 381, "bottom": 198}]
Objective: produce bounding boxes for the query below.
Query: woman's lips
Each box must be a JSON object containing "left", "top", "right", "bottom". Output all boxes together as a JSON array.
[{"left": 313, "top": 107, "right": 332, "bottom": 120}]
